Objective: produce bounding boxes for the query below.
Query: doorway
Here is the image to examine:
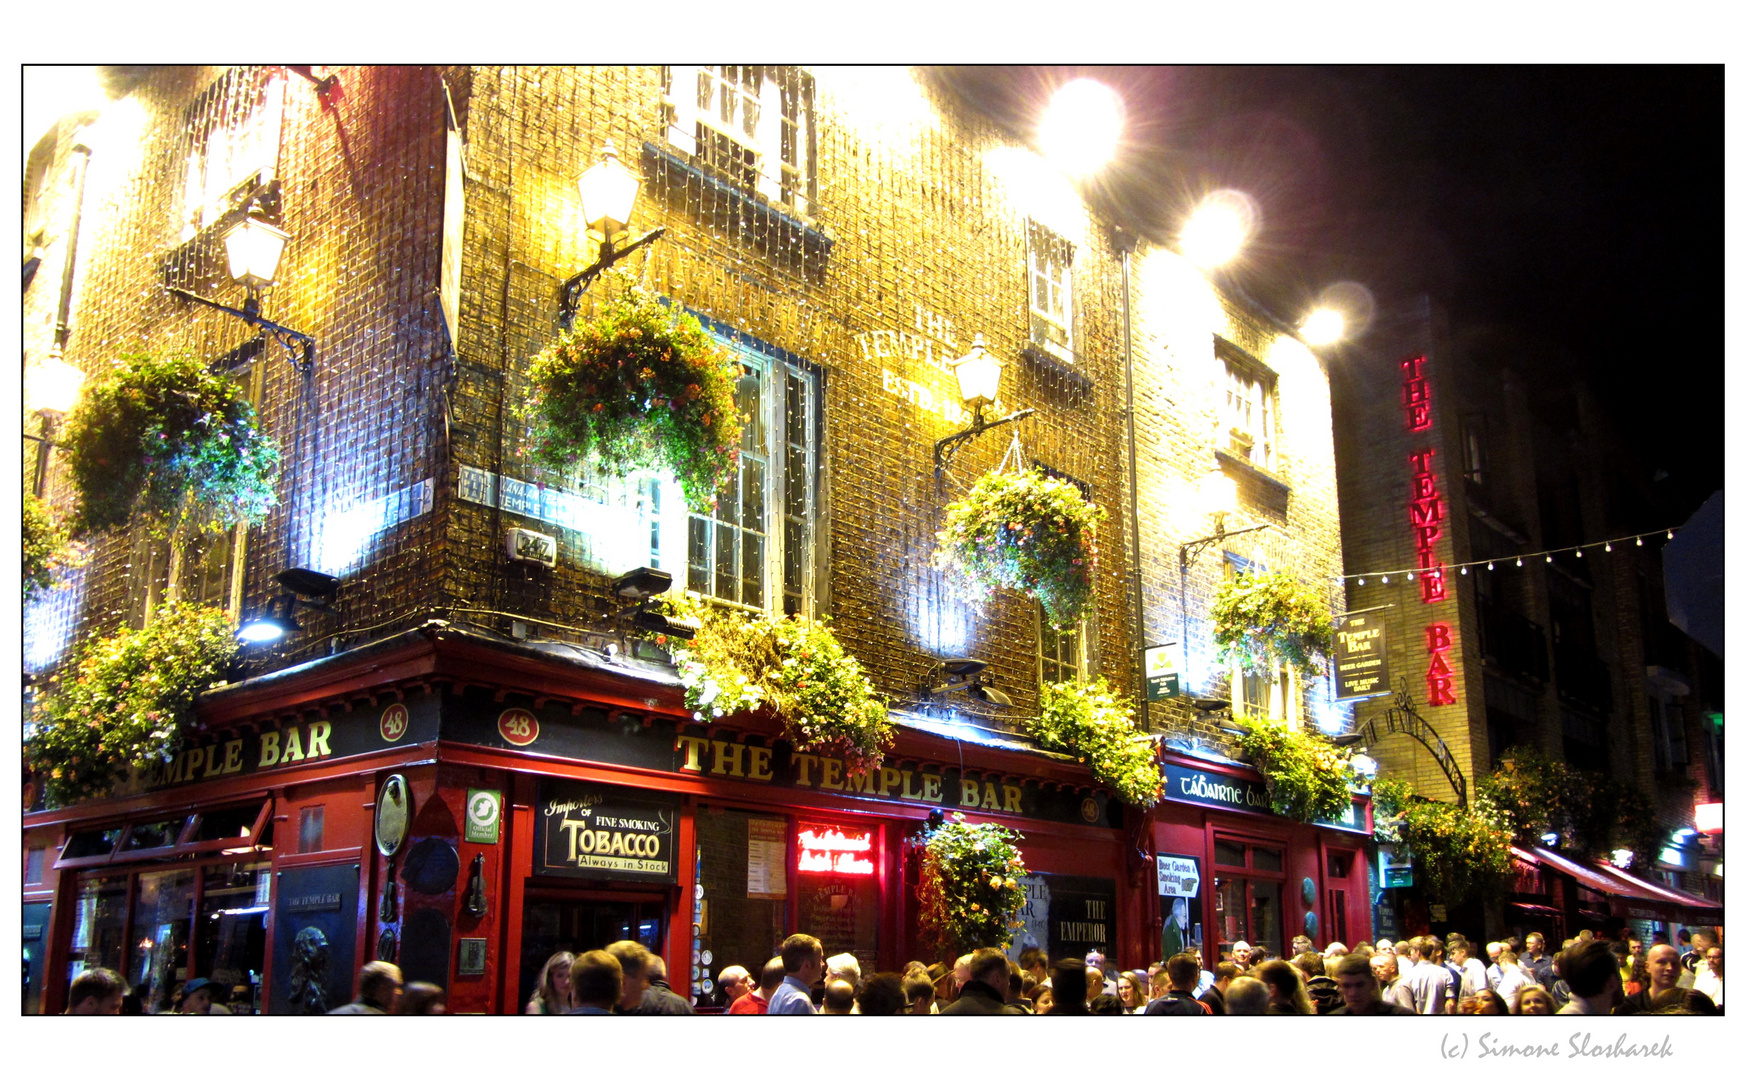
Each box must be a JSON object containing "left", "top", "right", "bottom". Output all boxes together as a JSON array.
[{"left": 517, "top": 891, "right": 665, "bottom": 1011}]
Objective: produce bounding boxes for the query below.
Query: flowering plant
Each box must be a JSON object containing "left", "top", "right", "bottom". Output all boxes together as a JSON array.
[
  {"left": 23, "top": 494, "right": 80, "bottom": 603},
  {"left": 1476, "top": 744, "right": 1668, "bottom": 870},
  {"left": 916, "top": 813, "right": 1029, "bottom": 960},
  {"left": 58, "top": 353, "right": 281, "bottom": 538},
  {"left": 673, "top": 599, "right": 893, "bottom": 775},
  {"left": 1209, "top": 570, "right": 1334, "bottom": 676},
  {"left": 524, "top": 288, "right": 744, "bottom": 513},
  {"left": 934, "top": 468, "right": 1105, "bottom": 629},
  {"left": 26, "top": 602, "right": 238, "bottom": 807},
  {"left": 1033, "top": 679, "right": 1161, "bottom": 807},
  {"left": 1227, "top": 714, "right": 1355, "bottom": 823},
  {"left": 1372, "top": 777, "right": 1515, "bottom": 907}
]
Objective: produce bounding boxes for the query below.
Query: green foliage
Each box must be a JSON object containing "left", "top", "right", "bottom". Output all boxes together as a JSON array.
[
  {"left": 23, "top": 494, "right": 75, "bottom": 603},
  {"left": 1209, "top": 570, "right": 1334, "bottom": 676},
  {"left": 1032, "top": 679, "right": 1161, "bottom": 807},
  {"left": 58, "top": 353, "right": 281, "bottom": 538},
  {"left": 1371, "top": 776, "right": 1516, "bottom": 908},
  {"left": 917, "top": 813, "right": 1029, "bottom": 961},
  {"left": 1228, "top": 714, "right": 1355, "bottom": 822},
  {"left": 524, "top": 288, "right": 744, "bottom": 513},
  {"left": 26, "top": 603, "right": 239, "bottom": 807},
  {"left": 673, "top": 600, "right": 894, "bottom": 775},
  {"left": 1476, "top": 744, "right": 1669, "bottom": 869},
  {"left": 933, "top": 468, "right": 1106, "bottom": 629}
]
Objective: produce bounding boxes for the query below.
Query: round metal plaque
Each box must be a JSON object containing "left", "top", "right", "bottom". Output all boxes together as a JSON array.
[
  {"left": 1301, "top": 876, "right": 1317, "bottom": 905},
  {"left": 375, "top": 774, "right": 411, "bottom": 857},
  {"left": 700, "top": 949, "right": 713, "bottom": 966}
]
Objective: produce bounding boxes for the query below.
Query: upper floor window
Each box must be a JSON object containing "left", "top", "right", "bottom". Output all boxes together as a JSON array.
[
  {"left": 1218, "top": 341, "right": 1276, "bottom": 472},
  {"left": 1460, "top": 412, "right": 1487, "bottom": 485},
  {"left": 1026, "top": 221, "right": 1074, "bottom": 362},
  {"left": 665, "top": 66, "right": 815, "bottom": 218},
  {"left": 1039, "top": 610, "right": 1086, "bottom": 686},
  {"left": 685, "top": 340, "right": 820, "bottom": 617}
]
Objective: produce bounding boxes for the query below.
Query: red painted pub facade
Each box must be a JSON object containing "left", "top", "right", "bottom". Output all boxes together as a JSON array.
[{"left": 23, "top": 622, "right": 1370, "bottom": 1014}]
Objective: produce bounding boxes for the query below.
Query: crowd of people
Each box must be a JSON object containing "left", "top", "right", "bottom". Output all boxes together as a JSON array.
[{"left": 60, "top": 925, "right": 1722, "bottom": 1017}]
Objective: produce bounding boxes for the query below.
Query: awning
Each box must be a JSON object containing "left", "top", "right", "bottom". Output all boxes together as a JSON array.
[
  {"left": 1588, "top": 860, "right": 1723, "bottom": 922},
  {"left": 1506, "top": 901, "right": 1564, "bottom": 917},
  {"left": 1517, "top": 845, "right": 1722, "bottom": 925}
]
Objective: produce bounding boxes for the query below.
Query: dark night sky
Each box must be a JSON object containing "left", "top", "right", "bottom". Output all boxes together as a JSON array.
[{"left": 935, "top": 65, "right": 1724, "bottom": 524}]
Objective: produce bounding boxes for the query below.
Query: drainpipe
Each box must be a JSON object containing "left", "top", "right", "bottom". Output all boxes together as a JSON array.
[
  {"left": 34, "top": 136, "right": 93, "bottom": 499},
  {"left": 1114, "top": 226, "right": 1148, "bottom": 731}
]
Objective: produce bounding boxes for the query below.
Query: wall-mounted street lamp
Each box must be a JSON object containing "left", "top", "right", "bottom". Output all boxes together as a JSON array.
[
  {"left": 558, "top": 142, "right": 668, "bottom": 326},
  {"left": 23, "top": 354, "right": 87, "bottom": 499},
  {"left": 167, "top": 211, "right": 315, "bottom": 373},
  {"left": 919, "top": 658, "right": 1012, "bottom": 707},
  {"left": 237, "top": 567, "right": 340, "bottom": 645},
  {"left": 933, "top": 334, "right": 1035, "bottom": 475}
]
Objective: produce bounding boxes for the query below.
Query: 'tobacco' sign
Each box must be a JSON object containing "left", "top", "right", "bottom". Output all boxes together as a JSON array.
[{"left": 534, "top": 779, "right": 677, "bottom": 883}]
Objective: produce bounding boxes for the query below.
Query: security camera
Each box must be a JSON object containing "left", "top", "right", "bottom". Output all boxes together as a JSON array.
[{"left": 610, "top": 566, "right": 673, "bottom": 602}]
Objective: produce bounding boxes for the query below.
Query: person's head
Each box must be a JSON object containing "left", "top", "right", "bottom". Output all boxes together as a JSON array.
[
  {"left": 1645, "top": 943, "right": 1682, "bottom": 992},
  {"left": 1650, "top": 987, "right": 1720, "bottom": 1016},
  {"left": 1166, "top": 952, "right": 1200, "bottom": 992},
  {"left": 1034, "top": 986, "right": 1055, "bottom": 1014},
  {"left": 1213, "top": 961, "right": 1239, "bottom": 990},
  {"left": 1629, "top": 938, "right": 1643, "bottom": 957},
  {"left": 1084, "top": 950, "right": 1108, "bottom": 974},
  {"left": 1487, "top": 941, "right": 1503, "bottom": 964},
  {"left": 1677, "top": 928, "right": 1692, "bottom": 947},
  {"left": 1225, "top": 976, "right": 1270, "bottom": 1016},
  {"left": 1254, "top": 959, "right": 1311, "bottom": 1013},
  {"left": 1116, "top": 972, "right": 1139, "bottom": 1009},
  {"left": 570, "top": 950, "right": 623, "bottom": 1011},
  {"left": 857, "top": 972, "right": 907, "bottom": 1016},
  {"left": 1370, "top": 952, "right": 1399, "bottom": 984},
  {"left": 968, "top": 947, "right": 1008, "bottom": 994},
  {"left": 951, "top": 952, "right": 974, "bottom": 989},
  {"left": 1088, "top": 993, "right": 1126, "bottom": 1015},
  {"left": 1291, "top": 934, "right": 1314, "bottom": 956},
  {"left": 1468, "top": 989, "right": 1506, "bottom": 1015},
  {"left": 178, "top": 977, "right": 217, "bottom": 1014},
  {"left": 1375, "top": 938, "right": 1394, "bottom": 955},
  {"left": 821, "top": 978, "right": 856, "bottom": 1014},
  {"left": 65, "top": 968, "right": 125, "bottom": 1015},
  {"left": 534, "top": 950, "right": 576, "bottom": 1009},
  {"left": 1146, "top": 962, "right": 1168, "bottom": 998},
  {"left": 1291, "top": 951, "right": 1325, "bottom": 978},
  {"left": 1525, "top": 932, "right": 1545, "bottom": 957},
  {"left": 1325, "top": 942, "right": 1349, "bottom": 961},
  {"left": 1691, "top": 930, "right": 1716, "bottom": 952},
  {"left": 1560, "top": 939, "right": 1620, "bottom": 1002},
  {"left": 1705, "top": 946, "right": 1723, "bottom": 977},
  {"left": 1049, "top": 959, "right": 1089, "bottom": 1013},
  {"left": 780, "top": 934, "right": 825, "bottom": 985},
  {"left": 1423, "top": 935, "right": 1444, "bottom": 963},
  {"left": 1008, "top": 962, "right": 1025, "bottom": 1004},
  {"left": 717, "top": 965, "right": 753, "bottom": 1001},
  {"left": 605, "top": 940, "right": 654, "bottom": 1009},
  {"left": 1247, "top": 945, "right": 1268, "bottom": 965},
  {"left": 1577, "top": 928, "right": 1595, "bottom": 942},
  {"left": 826, "top": 952, "right": 862, "bottom": 989},
  {"left": 1083, "top": 964, "right": 1104, "bottom": 1000},
  {"left": 401, "top": 981, "right": 446, "bottom": 1015},
  {"left": 1230, "top": 940, "right": 1252, "bottom": 967},
  {"left": 902, "top": 973, "right": 936, "bottom": 1014},
  {"left": 1514, "top": 984, "right": 1555, "bottom": 1015},
  {"left": 1335, "top": 954, "right": 1381, "bottom": 1011},
  {"left": 1019, "top": 947, "right": 1048, "bottom": 981},
  {"left": 1448, "top": 940, "right": 1471, "bottom": 964},
  {"left": 758, "top": 957, "right": 787, "bottom": 997},
  {"left": 1497, "top": 949, "right": 1518, "bottom": 970},
  {"left": 355, "top": 962, "right": 403, "bottom": 1011}
]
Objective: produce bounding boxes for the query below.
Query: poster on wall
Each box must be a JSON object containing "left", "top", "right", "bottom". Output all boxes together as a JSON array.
[
  {"left": 533, "top": 779, "right": 678, "bottom": 883},
  {"left": 746, "top": 817, "right": 788, "bottom": 899},
  {"left": 1044, "top": 875, "right": 1118, "bottom": 962},
  {"left": 1006, "top": 875, "right": 1052, "bottom": 962},
  {"left": 1156, "top": 855, "right": 1203, "bottom": 960},
  {"left": 268, "top": 862, "right": 360, "bottom": 1015}
]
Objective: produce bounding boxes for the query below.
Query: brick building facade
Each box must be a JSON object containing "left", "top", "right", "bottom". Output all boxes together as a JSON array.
[{"left": 21, "top": 65, "right": 1362, "bottom": 1014}]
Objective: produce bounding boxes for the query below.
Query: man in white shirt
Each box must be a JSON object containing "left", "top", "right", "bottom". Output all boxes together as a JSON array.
[
  {"left": 1692, "top": 946, "right": 1723, "bottom": 1008},
  {"left": 1485, "top": 941, "right": 1504, "bottom": 989},
  {"left": 1402, "top": 937, "right": 1454, "bottom": 1014},
  {"left": 1449, "top": 940, "right": 1488, "bottom": 1002},
  {"left": 767, "top": 934, "right": 824, "bottom": 1015},
  {"left": 1370, "top": 951, "right": 1416, "bottom": 1013}
]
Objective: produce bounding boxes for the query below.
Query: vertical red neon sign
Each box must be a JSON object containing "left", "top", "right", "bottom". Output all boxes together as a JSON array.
[{"left": 1401, "top": 355, "right": 1457, "bottom": 705}]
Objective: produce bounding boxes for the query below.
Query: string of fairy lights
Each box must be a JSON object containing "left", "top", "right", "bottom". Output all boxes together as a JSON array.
[{"left": 1334, "top": 525, "right": 1680, "bottom": 586}]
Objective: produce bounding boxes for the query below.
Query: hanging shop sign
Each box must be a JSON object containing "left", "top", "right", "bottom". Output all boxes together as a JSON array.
[
  {"left": 375, "top": 774, "right": 411, "bottom": 857},
  {"left": 796, "top": 822, "right": 875, "bottom": 876},
  {"left": 1333, "top": 613, "right": 1389, "bottom": 700},
  {"left": 1144, "top": 642, "right": 1185, "bottom": 701},
  {"left": 1156, "top": 854, "right": 1201, "bottom": 898},
  {"left": 444, "top": 688, "right": 1117, "bottom": 828},
  {"left": 533, "top": 779, "right": 677, "bottom": 883},
  {"left": 1157, "top": 855, "right": 1204, "bottom": 959},
  {"left": 1379, "top": 843, "right": 1413, "bottom": 889}
]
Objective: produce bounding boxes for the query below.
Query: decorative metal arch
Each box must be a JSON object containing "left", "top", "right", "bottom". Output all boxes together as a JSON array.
[{"left": 1349, "top": 687, "right": 1468, "bottom": 808}]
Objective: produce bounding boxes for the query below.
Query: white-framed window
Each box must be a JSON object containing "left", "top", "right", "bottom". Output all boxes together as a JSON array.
[
  {"left": 1233, "top": 663, "right": 1304, "bottom": 728},
  {"left": 1026, "top": 220, "right": 1074, "bottom": 361},
  {"left": 1039, "top": 609, "right": 1087, "bottom": 686},
  {"left": 178, "top": 67, "right": 284, "bottom": 242},
  {"left": 685, "top": 342, "right": 820, "bottom": 617},
  {"left": 1218, "top": 341, "right": 1276, "bottom": 471},
  {"left": 665, "top": 66, "right": 816, "bottom": 217}
]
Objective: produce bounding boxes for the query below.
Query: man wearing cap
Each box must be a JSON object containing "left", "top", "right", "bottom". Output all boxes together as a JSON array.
[{"left": 177, "top": 977, "right": 219, "bottom": 1014}]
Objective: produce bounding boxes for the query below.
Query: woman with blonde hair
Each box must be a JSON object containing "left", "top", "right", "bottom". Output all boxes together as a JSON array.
[
  {"left": 525, "top": 950, "right": 576, "bottom": 1014},
  {"left": 1512, "top": 984, "right": 1556, "bottom": 1015}
]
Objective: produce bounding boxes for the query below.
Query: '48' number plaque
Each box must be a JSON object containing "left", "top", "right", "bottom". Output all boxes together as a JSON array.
[{"left": 498, "top": 708, "right": 540, "bottom": 747}]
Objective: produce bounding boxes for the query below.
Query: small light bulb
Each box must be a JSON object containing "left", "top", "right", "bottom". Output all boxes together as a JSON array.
[
  {"left": 1381, "top": 575, "right": 1389, "bottom": 584},
  {"left": 1487, "top": 562, "right": 1495, "bottom": 571},
  {"left": 1575, "top": 548, "right": 1583, "bottom": 558},
  {"left": 1406, "top": 571, "right": 1415, "bottom": 582},
  {"left": 1460, "top": 566, "right": 1469, "bottom": 575},
  {"left": 1357, "top": 577, "right": 1365, "bottom": 586},
  {"left": 1546, "top": 554, "right": 1553, "bottom": 563},
  {"left": 1605, "top": 542, "right": 1612, "bottom": 552},
  {"left": 1667, "top": 530, "right": 1674, "bottom": 540},
  {"left": 1637, "top": 536, "right": 1643, "bottom": 546},
  {"left": 1516, "top": 558, "right": 1523, "bottom": 567}
]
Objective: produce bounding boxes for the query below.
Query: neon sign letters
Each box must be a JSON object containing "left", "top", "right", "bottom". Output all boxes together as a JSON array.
[
  {"left": 797, "top": 824, "right": 875, "bottom": 876},
  {"left": 1400, "top": 355, "right": 1457, "bottom": 706},
  {"left": 1424, "top": 622, "right": 1457, "bottom": 706}
]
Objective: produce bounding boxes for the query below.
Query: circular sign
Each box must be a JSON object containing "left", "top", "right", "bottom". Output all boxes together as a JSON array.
[
  {"left": 1080, "top": 797, "right": 1100, "bottom": 823},
  {"left": 375, "top": 774, "right": 411, "bottom": 857},
  {"left": 700, "top": 979, "right": 714, "bottom": 995},
  {"left": 467, "top": 790, "right": 501, "bottom": 835},
  {"left": 379, "top": 703, "right": 409, "bottom": 743},
  {"left": 691, "top": 965, "right": 702, "bottom": 981},
  {"left": 497, "top": 708, "right": 539, "bottom": 747},
  {"left": 699, "top": 949, "right": 713, "bottom": 967}
]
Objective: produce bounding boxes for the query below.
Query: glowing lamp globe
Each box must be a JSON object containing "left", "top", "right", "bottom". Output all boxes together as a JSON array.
[
  {"left": 1181, "top": 189, "right": 1257, "bottom": 269},
  {"left": 1197, "top": 469, "right": 1238, "bottom": 519},
  {"left": 1039, "top": 79, "right": 1124, "bottom": 177},
  {"left": 578, "top": 141, "right": 640, "bottom": 236},
  {"left": 222, "top": 216, "right": 291, "bottom": 291},
  {"left": 1301, "top": 307, "right": 1346, "bottom": 345},
  {"left": 951, "top": 333, "right": 1003, "bottom": 408},
  {"left": 25, "top": 354, "right": 87, "bottom": 416}
]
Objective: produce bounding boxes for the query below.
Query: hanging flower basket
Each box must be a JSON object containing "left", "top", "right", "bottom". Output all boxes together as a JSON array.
[
  {"left": 23, "top": 494, "right": 79, "bottom": 603},
  {"left": 1209, "top": 569, "right": 1334, "bottom": 676},
  {"left": 916, "top": 813, "right": 1029, "bottom": 961},
  {"left": 26, "top": 602, "right": 239, "bottom": 807},
  {"left": 58, "top": 353, "right": 281, "bottom": 538},
  {"left": 934, "top": 468, "right": 1106, "bottom": 629},
  {"left": 672, "top": 599, "right": 894, "bottom": 775},
  {"left": 523, "top": 289, "right": 744, "bottom": 513},
  {"left": 1371, "top": 777, "right": 1515, "bottom": 908},
  {"left": 1227, "top": 714, "right": 1356, "bottom": 823},
  {"left": 1033, "top": 678, "right": 1162, "bottom": 807}
]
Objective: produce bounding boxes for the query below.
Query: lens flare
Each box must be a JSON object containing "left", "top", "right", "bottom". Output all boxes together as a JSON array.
[
  {"left": 1180, "top": 189, "right": 1257, "bottom": 269},
  {"left": 1301, "top": 307, "right": 1345, "bottom": 345},
  {"left": 1038, "top": 79, "right": 1124, "bottom": 177}
]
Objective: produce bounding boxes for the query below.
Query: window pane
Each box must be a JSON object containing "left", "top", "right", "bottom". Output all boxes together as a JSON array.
[
  {"left": 1214, "top": 840, "right": 1246, "bottom": 867},
  {"left": 123, "top": 819, "right": 187, "bottom": 853},
  {"left": 132, "top": 868, "right": 196, "bottom": 1013},
  {"left": 197, "top": 862, "right": 270, "bottom": 1013},
  {"left": 689, "top": 516, "right": 712, "bottom": 594},
  {"left": 193, "top": 804, "right": 262, "bottom": 845},
  {"left": 742, "top": 456, "right": 766, "bottom": 532},
  {"left": 1249, "top": 878, "right": 1283, "bottom": 957},
  {"left": 715, "top": 521, "right": 737, "bottom": 602},
  {"left": 63, "top": 828, "right": 124, "bottom": 861},
  {"left": 68, "top": 876, "right": 128, "bottom": 987},
  {"left": 1252, "top": 847, "right": 1283, "bottom": 873},
  {"left": 741, "top": 531, "right": 764, "bottom": 609}
]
